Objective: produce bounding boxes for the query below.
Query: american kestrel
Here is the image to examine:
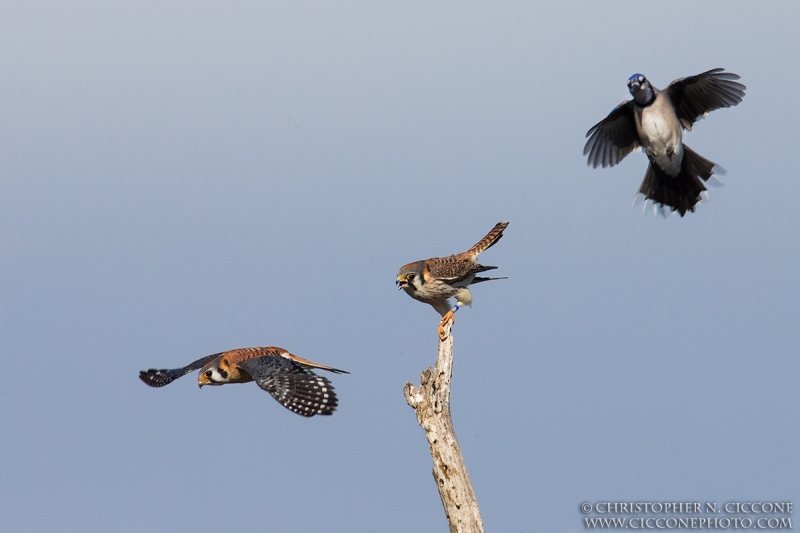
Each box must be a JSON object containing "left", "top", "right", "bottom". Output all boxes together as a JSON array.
[
  {"left": 139, "top": 347, "right": 348, "bottom": 417},
  {"left": 396, "top": 221, "right": 509, "bottom": 339}
]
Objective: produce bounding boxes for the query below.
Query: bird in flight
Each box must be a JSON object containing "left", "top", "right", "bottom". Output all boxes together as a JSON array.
[
  {"left": 139, "top": 346, "right": 348, "bottom": 417},
  {"left": 396, "top": 222, "right": 509, "bottom": 340},
  {"left": 584, "top": 68, "right": 745, "bottom": 216}
]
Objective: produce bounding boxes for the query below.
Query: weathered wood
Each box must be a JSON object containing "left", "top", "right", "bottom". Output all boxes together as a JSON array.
[{"left": 403, "top": 321, "right": 484, "bottom": 533}]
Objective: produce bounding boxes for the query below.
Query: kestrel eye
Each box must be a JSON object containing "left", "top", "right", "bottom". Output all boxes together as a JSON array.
[{"left": 205, "top": 370, "right": 212, "bottom": 377}]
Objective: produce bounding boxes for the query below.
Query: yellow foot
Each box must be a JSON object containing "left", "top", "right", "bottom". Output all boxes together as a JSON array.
[{"left": 438, "top": 309, "right": 456, "bottom": 340}]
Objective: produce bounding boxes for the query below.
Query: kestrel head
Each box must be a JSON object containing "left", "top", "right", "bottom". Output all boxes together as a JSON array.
[
  {"left": 396, "top": 261, "right": 424, "bottom": 293},
  {"left": 197, "top": 358, "right": 233, "bottom": 388}
]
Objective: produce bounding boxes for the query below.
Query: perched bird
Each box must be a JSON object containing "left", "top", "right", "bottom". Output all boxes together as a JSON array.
[
  {"left": 396, "top": 222, "right": 509, "bottom": 340},
  {"left": 139, "top": 347, "right": 348, "bottom": 417},
  {"left": 584, "top": 68, "right": 745, "bottom": 216}
]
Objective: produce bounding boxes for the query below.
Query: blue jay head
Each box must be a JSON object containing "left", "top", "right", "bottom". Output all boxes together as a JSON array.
[{"left": 627, "top": 73, "right": 653, "bottom": 105}]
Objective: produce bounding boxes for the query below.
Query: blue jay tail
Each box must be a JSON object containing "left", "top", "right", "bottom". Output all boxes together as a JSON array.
[{"left": 638, "top": 145, "right": 720, "bottom": 217}]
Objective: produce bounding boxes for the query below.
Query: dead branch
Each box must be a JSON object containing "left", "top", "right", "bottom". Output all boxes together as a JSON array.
[{"left": 403, "top": 321, "right": 484, "bottom": 533}]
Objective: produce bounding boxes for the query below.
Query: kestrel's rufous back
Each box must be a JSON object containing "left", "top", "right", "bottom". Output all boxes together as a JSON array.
[
  {"left": 139, "top": 346, "right": 348, "bottom": 417},
  {"left": 396, "top": 221, "right": 509, "bottom": 339}
]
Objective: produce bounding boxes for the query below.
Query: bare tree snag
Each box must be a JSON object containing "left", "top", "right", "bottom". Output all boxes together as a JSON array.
[{"left": 403, "top": 321, "right": 485, "bottom": 533}]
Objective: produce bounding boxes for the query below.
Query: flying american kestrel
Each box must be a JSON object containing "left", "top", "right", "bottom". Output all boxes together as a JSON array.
[
  {"left": 396, "top": 221, "right": 509, "bottom": 340},
  {"left": 139, "top": 346, "right": 348, "bottom": 417}
]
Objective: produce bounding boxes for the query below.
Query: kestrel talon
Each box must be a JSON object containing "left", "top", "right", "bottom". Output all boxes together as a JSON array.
[
  {"left": 139, "top": 347, "right": 348, "bottom": 417},
  {"left": 396, "top": 222, "right": 509, "bottom": 339}
]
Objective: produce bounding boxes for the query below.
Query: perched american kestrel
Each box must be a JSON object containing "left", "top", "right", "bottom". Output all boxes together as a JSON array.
[
  {"left": 396, "top": 221, "right": 509, "bottom": 339},
  {"left": 139, "top": 347, "right": 348, "bottom": 417}
]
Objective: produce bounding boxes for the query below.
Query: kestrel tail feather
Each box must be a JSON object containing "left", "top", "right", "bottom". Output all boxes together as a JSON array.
[
  {"left": 471, "top": 276, "right": 508, "bottom": 284},
  {"left": 465, "top": 222, "right": 509, "bottom": 259},
  {"left": 283, "top": 352, "right": 350, "bottom": 374}
]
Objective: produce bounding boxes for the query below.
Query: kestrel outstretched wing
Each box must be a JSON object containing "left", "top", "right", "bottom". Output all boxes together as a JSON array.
[
  {"left": 139, "top": 353, "right": 223, "bottom": 387},
  {"left": 237, "top": 356, "right": 340, "bottom": 417}
]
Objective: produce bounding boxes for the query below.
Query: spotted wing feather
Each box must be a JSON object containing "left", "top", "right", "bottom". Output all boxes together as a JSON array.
[
  {"left": 139, "top": 353, "right": 222, "bottom": 387},
  {"left": 237, "top": 356, "right": 339, "bottom": 417}
]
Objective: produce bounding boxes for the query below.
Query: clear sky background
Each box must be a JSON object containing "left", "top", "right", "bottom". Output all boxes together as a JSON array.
[{"left": 1, "top": 2, "right": 798, "bottom": 532}]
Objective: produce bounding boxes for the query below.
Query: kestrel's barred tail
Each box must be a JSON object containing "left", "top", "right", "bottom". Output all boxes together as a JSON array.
[
  {"left": 464, "top": 222, "right": 509, "bottom": 260},
  {"left": 281, "top": 351, "right": 349, "bottom": 375}
]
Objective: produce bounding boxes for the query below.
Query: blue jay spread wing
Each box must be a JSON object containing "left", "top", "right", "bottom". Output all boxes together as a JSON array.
[
  {"left": 664, "top": 68, "right": 746, "bottom": 130},
  {"left": 584, "top": 100, "right": 640, "bottom": 168}
]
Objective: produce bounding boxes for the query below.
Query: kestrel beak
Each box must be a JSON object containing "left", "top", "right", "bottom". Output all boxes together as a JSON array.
[{"left": 396, "top": 278, "right": 407, "bottom": 290}]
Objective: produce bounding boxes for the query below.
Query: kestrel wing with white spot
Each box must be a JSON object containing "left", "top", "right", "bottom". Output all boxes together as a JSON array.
[
  {"left": 139, "top": 353, "right": 222, "bottom": 387},
  {"left": 237, "top": 356, "right": 339, "bottom": 417}
]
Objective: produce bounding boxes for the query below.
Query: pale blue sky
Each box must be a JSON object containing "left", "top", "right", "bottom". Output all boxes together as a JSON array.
[{"left": 1, "top": 2, "right": 798, "bottom": 532}]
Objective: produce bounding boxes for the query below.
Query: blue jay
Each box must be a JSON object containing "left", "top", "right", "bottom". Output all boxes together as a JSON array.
[{"left": 584, "top": 68, "right": 745, "bottom": 216}]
